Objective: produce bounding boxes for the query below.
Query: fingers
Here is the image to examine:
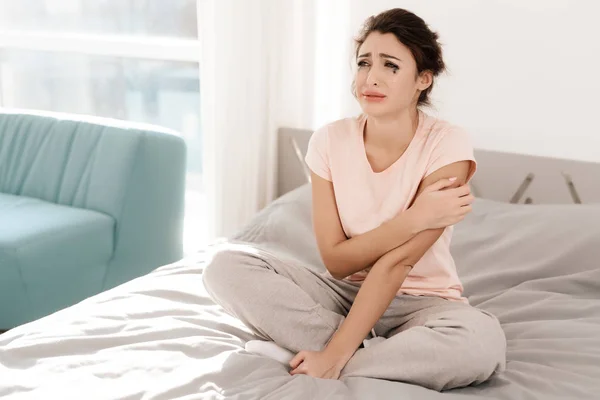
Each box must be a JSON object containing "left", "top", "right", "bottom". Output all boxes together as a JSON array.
[
  {"left": 424, "top": 177, "right": 459, "bottom": 193},
  {"left": 448, "top": 183, "right": 471, "bottom": 197},
  {"left": 290, "top": 365, "right": 306, "bottom": 376},
  {"left": 447, "top": 189, "right": 474, "bottom": 209},
  {"left": 289, "top": 351, "right": 305, "bottom": 369},
  {"left": 459, "top": 194, "right": 475, "bottom": 206},
  {"left": 451, "top": 204, "right": 472, "bottom": 224},
  {"left": 290, "top": 351, "right": 306, "bottom": 375}
]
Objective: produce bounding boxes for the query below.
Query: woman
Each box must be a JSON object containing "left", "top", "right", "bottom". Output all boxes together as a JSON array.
[{"left": 203, "top": 8, "right": 506, "bottom": 391}]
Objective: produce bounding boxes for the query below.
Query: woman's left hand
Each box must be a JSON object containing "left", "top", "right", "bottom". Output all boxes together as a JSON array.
[{"left": 289, "top": 349, "right": 348, "bottom": 379}]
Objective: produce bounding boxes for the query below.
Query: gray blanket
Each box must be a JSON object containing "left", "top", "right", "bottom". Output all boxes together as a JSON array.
[{"left": 1, "top": 184, "right": 599, "bottom": 399}]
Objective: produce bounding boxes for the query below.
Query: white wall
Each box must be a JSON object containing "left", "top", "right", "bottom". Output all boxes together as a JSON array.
[{"left": 319, "top": 0, "right": 600, "bottom": 163}]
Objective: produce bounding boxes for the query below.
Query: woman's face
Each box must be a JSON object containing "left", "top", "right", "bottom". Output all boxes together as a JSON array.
[{"left": 355, "top": 32, "right": 432, "bottom": 118}]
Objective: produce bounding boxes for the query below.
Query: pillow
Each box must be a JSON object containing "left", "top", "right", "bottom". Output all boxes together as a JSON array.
[{"left": 452, "top": 198, "right": 600, "bottom": 306}]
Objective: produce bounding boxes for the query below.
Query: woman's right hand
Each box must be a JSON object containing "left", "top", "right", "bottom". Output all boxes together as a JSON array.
[{"left": 410, "top": 178, "right": 475, "bottom": 230}]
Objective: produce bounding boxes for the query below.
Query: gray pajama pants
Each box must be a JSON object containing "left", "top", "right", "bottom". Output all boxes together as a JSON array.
[{"left": 202, "top": 243, "right": 507, "bottom": 391}]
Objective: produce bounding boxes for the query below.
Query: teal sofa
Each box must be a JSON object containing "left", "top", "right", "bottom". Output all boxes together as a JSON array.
[{"left": 0, "top": 109, "right": 187, "bottom": 329}]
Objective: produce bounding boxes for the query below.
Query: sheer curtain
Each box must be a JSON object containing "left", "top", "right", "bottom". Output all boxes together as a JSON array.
[{"left": 198, "top": 0, "right": 354, "bottom": 240}]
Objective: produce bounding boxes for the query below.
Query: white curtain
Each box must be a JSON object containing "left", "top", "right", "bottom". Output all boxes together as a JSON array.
[{"left": 198, "top": 0, "right": 354, "bottom": 240}]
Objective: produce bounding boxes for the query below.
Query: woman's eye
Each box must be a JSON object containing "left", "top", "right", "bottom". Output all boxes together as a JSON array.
[
  {"left": 357, "top": 60, "right": 369, "bottom": 68},
  {"left": 385, "top": 61, "right": 399, "bottom": 72}
]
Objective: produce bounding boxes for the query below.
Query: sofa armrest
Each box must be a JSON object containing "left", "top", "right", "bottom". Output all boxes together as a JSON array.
[{"left": 103, "top": 129, "right": 186, "bottom": 289}]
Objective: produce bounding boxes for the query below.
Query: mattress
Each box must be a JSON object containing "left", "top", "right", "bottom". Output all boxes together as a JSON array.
[{"left": 1, "top": 185, "right": 599, "bottom": 399}]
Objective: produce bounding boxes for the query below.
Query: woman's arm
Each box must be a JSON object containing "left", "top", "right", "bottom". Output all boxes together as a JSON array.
[
  {"left": 289, "top": 248, "right": 415, "bottom": 378},
  {"left": 310, "top": 171, "right": 425, "bottom": 279},
  {"left": 311, "top": 170, "right": 468, "bottom": 279},
  {"left": 322, "top": 161, "right": 473, "bottom": 364}
]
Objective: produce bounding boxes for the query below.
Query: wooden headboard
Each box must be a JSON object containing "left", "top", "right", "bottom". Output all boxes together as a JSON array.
[{"left": 277, "top": 127, "right": 600, "bottom": 204}]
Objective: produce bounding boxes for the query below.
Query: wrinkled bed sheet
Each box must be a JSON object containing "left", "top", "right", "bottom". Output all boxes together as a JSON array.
[{"left": 1, "top": 185, "right": 600, "bottom": 399}]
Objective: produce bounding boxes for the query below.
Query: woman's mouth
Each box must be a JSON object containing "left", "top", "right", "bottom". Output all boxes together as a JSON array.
[{"left": 362, "top": 91, "right": 386, "bottom": 102}]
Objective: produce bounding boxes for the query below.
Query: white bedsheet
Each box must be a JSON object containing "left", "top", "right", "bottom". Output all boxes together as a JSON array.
[{"left": 1, "top": 185, "right": 600, "bottom": 399}]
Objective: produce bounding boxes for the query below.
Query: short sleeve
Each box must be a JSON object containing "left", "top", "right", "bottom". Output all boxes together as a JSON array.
[
  {"left": 424, "top": 127, "right": 477, "bottom": 183},
  {"left": 304, "top": 125, "right": 332, "bottom": 181}
]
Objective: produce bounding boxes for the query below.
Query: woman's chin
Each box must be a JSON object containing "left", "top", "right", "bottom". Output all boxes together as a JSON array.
[{"left": 360, "top": 102, "right": 392, "bottom": 118}]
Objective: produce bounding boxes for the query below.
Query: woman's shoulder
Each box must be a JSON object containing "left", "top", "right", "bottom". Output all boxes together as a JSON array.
[
  {"left": 306, "top": 114, "right": 364, "bottom": 162},
  {"left": 312, "top": 114, "right": 366, "bottom": 141},
  {"left": 419, "top": 111, "right": 477, "bottom": 180},
  {"left": 421, "top": 111, "right": 472, "bottom": 146}
]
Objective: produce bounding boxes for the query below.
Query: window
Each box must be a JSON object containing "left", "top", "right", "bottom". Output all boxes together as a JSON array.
[
  {"left": 0, "top": 1, "right": 198, "bottom": 38},
  {"left": 0, "top": 0, "right": 206, "bottom": 254}
]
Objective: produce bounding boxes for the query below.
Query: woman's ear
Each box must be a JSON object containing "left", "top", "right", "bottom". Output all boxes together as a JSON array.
[{"left": 418, "top": 70, "right": 433, "bottom": 91}]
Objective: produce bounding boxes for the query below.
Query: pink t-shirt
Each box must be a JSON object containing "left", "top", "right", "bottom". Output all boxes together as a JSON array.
[{"left": 304, "top": 110, "right": 477, "bottom": 303}]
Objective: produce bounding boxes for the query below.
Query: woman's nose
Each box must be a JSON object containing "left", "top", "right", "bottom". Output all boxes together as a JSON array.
[{"left": 366, "top": 68, "right": 381, "bottom": 86}]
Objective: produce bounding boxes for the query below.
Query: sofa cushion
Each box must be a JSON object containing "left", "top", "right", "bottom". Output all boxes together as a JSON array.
[{"left": 0, "top": 193, "right": 115, "bottom": 327}]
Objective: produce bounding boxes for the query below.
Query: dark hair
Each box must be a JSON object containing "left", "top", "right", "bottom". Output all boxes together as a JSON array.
[{"left": 354, "top": 8, "right": 446, "bottom": 107}]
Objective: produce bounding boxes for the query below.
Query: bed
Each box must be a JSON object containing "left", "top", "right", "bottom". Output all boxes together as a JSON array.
[{"left": 1, "top": 128, "right": 600, "bottom": 399}]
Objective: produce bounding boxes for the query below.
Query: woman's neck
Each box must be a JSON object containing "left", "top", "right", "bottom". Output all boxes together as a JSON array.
[{"left": 365, "top": 108, "right": 420, "bottom": 149}]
